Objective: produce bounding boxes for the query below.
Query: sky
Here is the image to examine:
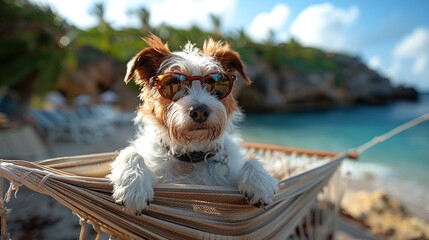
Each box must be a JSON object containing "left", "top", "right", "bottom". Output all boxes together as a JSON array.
[{"left": 31, "top": 0, "right": 429, "bottom": 91}]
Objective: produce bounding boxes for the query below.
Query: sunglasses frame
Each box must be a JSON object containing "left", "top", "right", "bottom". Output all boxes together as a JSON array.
[{"left": 150, "top": 72, "right": 237, "bottom": 101}]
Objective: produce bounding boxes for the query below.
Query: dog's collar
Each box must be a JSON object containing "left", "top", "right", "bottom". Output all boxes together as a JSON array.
[
  {"left": 168, "top": 145, "right": 229, "bottom": 176},
  {"left": 175, "top": 151, "right": 216, "bottom": 163},
  {"left": 162, "top": 141, "right": 221, "bottom": 164}
]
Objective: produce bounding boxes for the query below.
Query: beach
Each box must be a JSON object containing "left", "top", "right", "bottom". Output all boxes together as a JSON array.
[
  {"left": 346, "top": 178, "right": 429, "bottom": 222},
  {"left": 3, "top": 0, "right": 429, "bottom": 238},
  {"left": 242, "top": 95, "right": 429, "bottom": 217},
  {"left": 2, "top": 117, "right": 428, "bottom": 239}
]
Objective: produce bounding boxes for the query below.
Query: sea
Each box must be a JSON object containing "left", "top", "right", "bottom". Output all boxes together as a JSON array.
[{"left": 240, "top": 93, "right": 429, "bottom": 213}]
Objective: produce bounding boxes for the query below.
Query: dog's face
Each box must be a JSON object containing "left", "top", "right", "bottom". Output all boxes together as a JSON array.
[{"left": 125, "top": 35, "right": 251, "bottom": 147}]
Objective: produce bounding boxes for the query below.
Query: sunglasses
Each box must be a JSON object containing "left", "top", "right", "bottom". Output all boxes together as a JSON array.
[{"left": 150, "top": 72, "right": 236, "bottom": 101}]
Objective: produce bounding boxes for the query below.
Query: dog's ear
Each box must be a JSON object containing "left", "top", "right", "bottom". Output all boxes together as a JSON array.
[
  {"left": 124, "top": 34, "right": 171, "bottom": 85},
  {"left": 203, "top": 38, "right": 252, "bottom": 85}
]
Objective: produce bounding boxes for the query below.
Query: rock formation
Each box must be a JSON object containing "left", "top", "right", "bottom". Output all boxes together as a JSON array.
[
  {"left": 342, "top": 190, "right": 429, "bottom": 239},
  {"left": 58, "top": 45, "right": 418, "bottom": 113},
  {"left": 237, "top": 52, "right": 418, "bottom": 112}
]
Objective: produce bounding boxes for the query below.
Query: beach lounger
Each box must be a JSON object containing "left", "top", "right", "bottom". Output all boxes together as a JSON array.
[
  {"left": 28, "top": 109, "right": 115, "bottom": 143},
  {"left": 0, "top": 124, "right": 50, "bottom": 161}
]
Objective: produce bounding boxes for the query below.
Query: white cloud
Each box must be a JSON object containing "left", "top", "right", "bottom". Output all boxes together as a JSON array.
[
  {"left": 387, "top": 60, "right": 401, "bottom": 78},
  {"left": 368, "top": 56, "right": 381, "bottom": 70},
  {"left": 393, "top": 27, "right": 429, "bottom": 75},
  {"left": 388, "top": 27, "right": 429, "bottom": 90},
  {"left": 146, "top": 0, "right": 238, "bottom": 30},
  {"left": 413, "top": 55, "right": 427, "bottom": 75},
  {"left": 31, "top": 0, "right": 96, "bottom": 28},
  {"left": 30, "top": 0, "right": 238, "bottom": 30},
  {"left": 393, "top": 28, "right": 429, "bottom": 58},
  {"left": 104, "top": 0, "right": 136, "bottom": 28},
  {"left": 247, "top": 4, "right": 291, "bottom": 42},
  {"left": 289, "top": 3, "right": 359, "bottom": 51}
]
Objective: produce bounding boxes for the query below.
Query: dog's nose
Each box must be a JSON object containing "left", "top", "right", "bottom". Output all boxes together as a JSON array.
[{"left": 189, "top": 104, "right": 210, "bottom": 123}]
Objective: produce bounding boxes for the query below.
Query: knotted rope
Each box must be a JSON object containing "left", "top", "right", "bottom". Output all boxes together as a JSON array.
[{"left": 0, "top": 177, "right": 10, "bottom": 240}]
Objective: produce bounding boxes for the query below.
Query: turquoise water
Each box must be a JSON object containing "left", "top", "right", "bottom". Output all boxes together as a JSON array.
[{"left": 240, "top": 94, "right": 429, "bottom": 185}]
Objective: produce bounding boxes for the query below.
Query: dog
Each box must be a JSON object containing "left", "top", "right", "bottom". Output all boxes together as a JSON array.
[{"left": 108, "top": 35, "right": 278, "bottom": 214}]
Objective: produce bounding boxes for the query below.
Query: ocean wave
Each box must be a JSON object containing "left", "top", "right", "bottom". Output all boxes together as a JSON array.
[
  {"left": 342, "top": 161, "right": 429, "bottom": 215},
  {"left": 373, "top": 177, "right": 429, "bottom": 216},
  {"left": 341, "top": 161, "right": 395, "bottom": 180}
]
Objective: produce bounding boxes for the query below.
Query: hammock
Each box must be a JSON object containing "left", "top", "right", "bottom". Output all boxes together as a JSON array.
[
  {"left": 1, "top": 114, "right": 427, "bottom": 239},
  {"left": 0, "top": 142, "right": 347, "bottom": 240}
]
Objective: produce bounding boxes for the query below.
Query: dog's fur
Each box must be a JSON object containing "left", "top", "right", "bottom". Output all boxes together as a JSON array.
[{"left": 108, "top": 35, "right": 278, "bottom": 214}]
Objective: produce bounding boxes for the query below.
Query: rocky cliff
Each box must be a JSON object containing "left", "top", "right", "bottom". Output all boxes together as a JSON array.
[
  {"left": 59, "top": 44, "right": 418, "bottom": 113},
  {"left": 236, "top": 50, "right": 418, "bottom": 112}
]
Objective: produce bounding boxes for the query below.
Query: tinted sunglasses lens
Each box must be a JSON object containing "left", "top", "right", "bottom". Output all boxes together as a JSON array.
[
  {"left": 207, "top": 73, "right": 232, "bottom": 98},
  {"left": 159, "top": 74, "right": 188, "bottom": 100}
]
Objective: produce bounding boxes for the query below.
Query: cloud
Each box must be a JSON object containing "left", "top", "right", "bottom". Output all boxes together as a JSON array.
[
  {"left": 393, "top": 27, "right": 429, "bottom": 75},
  {"left": 146, "top": 0, "right": 238, "bottom": 30},
  {"left": 368, "top": 56, "right": 381, "bottom": 70},
  {"left": 289, "top": 3, "right": 359, "bottom": 51},
  {"left": 31, "top": 0, "right": 238, "bottom": 30},
  {"left": 247, "top": 4, "right": 291, "bottom": 42},
  {"left": 31, "top": 0, "right": 96, "bottom": 28},
  {"left": 388, "top": 27, "right": 429, "bottom": 90}
]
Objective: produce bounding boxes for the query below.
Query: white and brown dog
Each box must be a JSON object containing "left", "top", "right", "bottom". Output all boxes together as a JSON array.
[{"left": 108, "top": 35, "right": 278, "bottom": 214}]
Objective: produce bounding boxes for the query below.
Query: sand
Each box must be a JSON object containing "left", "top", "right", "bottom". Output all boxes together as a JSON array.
[{"left": 346, "top": 178, "right": 429, "bottom": 222}]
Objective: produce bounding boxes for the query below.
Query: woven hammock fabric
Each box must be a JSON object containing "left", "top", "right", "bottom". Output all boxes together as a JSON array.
[{"left": 0, "top": 143, "right": 347, "bottom": 239}]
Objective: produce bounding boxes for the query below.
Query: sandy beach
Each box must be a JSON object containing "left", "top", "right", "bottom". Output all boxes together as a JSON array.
[
  {"left": 2, "top": 121, "right": 428, "bottom": 239},
  {"left": 346, "top": 178, "right": 429, "bottom": 222}
]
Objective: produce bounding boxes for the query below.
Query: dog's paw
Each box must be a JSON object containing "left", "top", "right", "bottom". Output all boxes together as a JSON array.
[
  {"left": 112, "top": 178, "right": 155, "bottom": 215},
  {"left": 108, "top": 147, "right": 156, "bottom": 214},
  {"left": 240, "top": 177, "right": 277, "bottom": 207},
  {"left": 238, "top": 160, "right": 278, "bottom": 207}
]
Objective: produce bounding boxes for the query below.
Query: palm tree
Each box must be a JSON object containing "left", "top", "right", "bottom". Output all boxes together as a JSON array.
[
  {"left": 0, "top": 0, "right": 71, "bottom": 119},
  {"left": 89, "top": 2, "right": 107, "bottom": 28},
  {"left": 267, "top": 29, "right": 276, "bottom": 45},
  {"left": 85, "top": 2, "right": 116, "bottom": 55},
  {"left": 133, "top": 7, "right": 151, "bottom": 33},
  {"left": 209, "top": 14, "right": 221, "bottom": 37}
]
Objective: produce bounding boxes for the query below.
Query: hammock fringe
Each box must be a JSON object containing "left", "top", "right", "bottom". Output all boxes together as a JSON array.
[
  {"left": 2, "top": 115, "right": 426, "bottom": 239},
  {"left": 0, "top": 143, "right": 348, "bottom": 239}
]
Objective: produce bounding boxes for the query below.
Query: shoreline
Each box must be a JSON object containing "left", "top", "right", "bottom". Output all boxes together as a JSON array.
[
  {"left": 342, "top": 176, "right": 429, "bottom": 239},
  {"left": 345, "top": 174, "right": 429, "bottom": 223}
]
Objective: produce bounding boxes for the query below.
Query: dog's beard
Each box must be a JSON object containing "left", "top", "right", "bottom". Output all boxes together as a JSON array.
[{"left": 167, "top": 107, "right": 227, "bottom": 145}]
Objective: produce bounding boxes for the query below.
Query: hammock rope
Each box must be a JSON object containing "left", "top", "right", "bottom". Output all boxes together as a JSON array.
[
  {"left": 0, "top": 114, "right": 427, "bottom": 239},
  {"left": 0, "top": 148, "right": 345, "bottom": 239},
  {"left": 0, "top": 177, "right": 10, "bottom": 240},
  {"left": 350, "top": 113, "right": 429, "bottom": 156}
]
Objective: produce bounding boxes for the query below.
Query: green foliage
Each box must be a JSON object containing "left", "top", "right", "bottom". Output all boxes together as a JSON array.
[
  {"left": 0, "top": 0, "right": 352, "bottom": 101},
  {"left": 0, "top": 0, "right": 72, "bottom": 96},
  {"left": 130, "top": 7, "right": 151, "bottom": 32},
  {"left": 234, "top": 38, "right": 347, "bottom": 86}
]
